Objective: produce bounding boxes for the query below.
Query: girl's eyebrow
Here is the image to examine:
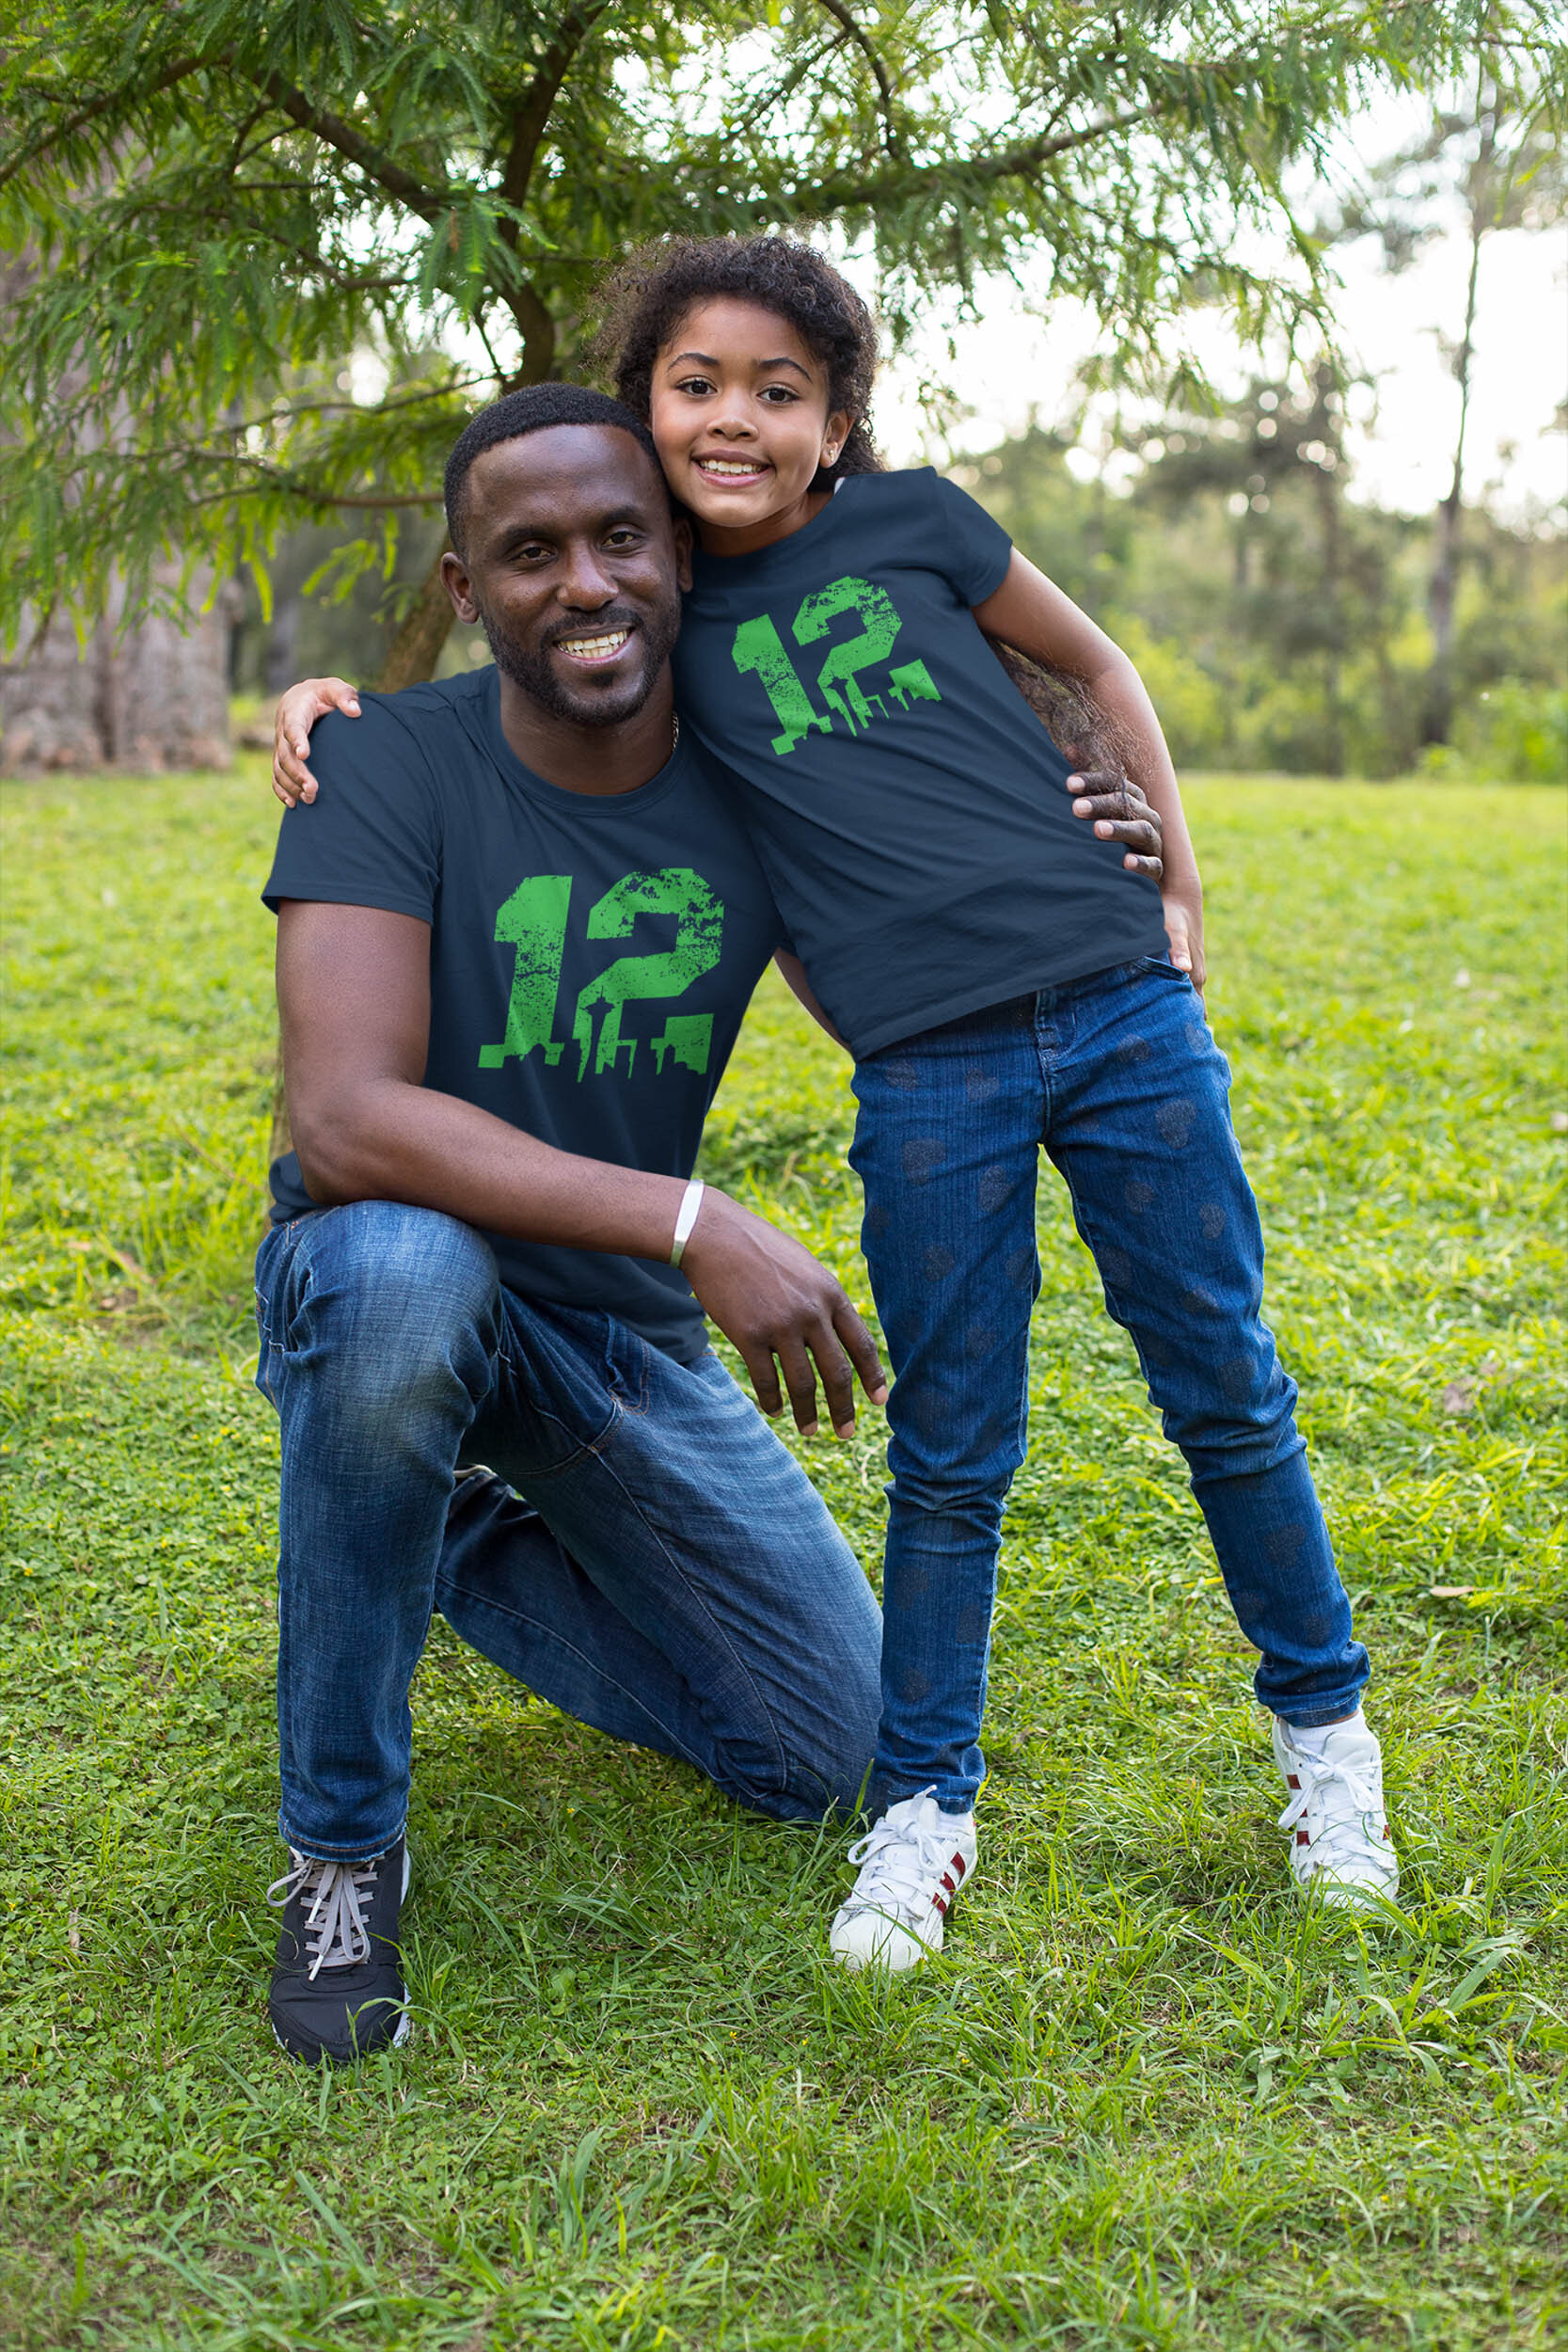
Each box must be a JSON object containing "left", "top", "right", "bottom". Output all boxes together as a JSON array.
[{"left": 667, "top": 347, "right": 813, "bottom": 380}]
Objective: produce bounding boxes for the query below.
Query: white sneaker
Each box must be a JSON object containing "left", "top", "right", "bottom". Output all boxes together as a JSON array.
[
  {"left": 829, "top": 1790, "right": 976, "bottom": 1973},
  {"left": 1274, "top": 1714, "right": 1399, "bottom": 1910}
]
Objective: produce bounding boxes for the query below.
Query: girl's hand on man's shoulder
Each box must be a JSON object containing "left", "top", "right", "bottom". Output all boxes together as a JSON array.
[{"left": 272, "top": 678, "right": 363, "bottom": 808}]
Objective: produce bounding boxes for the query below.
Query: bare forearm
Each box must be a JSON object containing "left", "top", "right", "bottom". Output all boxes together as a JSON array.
[{"left": 293, "top": 1076, "right": 688, "bottom": 1262}]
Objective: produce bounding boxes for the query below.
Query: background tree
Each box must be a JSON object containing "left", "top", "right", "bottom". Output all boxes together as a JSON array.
[
  {"left": 966, "top": 399, "right": 1562, "bottom": 779},
  {"left": 1330, "top": 31, "right": 1567, "bottom": 742},
  {"left": 4, "top": 0, "right": 1552, "bottom": 709},
  {"left": 0, "top": 246, "right": 234, "bottom": 775}
]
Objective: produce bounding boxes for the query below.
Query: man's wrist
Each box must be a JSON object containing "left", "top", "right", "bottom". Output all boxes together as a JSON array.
[{"left": 669, "top": 1178, "right": 705, "bottom": 1267}]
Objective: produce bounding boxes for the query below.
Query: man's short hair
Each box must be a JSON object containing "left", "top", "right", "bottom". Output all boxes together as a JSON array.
[{"left": 443, "top": 385, "right": 665, "bottom": 554}]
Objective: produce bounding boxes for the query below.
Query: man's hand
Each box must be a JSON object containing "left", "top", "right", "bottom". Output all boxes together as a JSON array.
[
  {"left": 1162, "top": 889, "right": 1206, "bottom": 992},
  {"left": 681, "top": 1191, "right": 888, "bottom": 1439},
  {"left": 272, "top": 677, "right": 362, "bottom": 806},
  {"left": 1066, "top": 763, "right": 1164, "bottom": 882},
  {"left": 1065, "top": 758, "right": 1205, "bottom": 989}
]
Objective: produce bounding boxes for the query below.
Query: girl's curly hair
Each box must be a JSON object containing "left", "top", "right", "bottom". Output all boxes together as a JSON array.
[
  {"left": 592, "top": 231, "right": 1133, "bottom": 780},
  {"left": 592, "top": 232, "right": 883, "bottom": 490}
]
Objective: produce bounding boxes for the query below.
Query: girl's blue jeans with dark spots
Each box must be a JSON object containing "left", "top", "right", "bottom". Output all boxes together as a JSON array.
[{"left": 849, "top": 954, "right": 1369, "bottom": 1817}]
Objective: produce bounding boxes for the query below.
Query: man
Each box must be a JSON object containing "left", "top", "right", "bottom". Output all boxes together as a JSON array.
[{"left": 258, "top": 384, "right": 1162, "bottom": 2063}]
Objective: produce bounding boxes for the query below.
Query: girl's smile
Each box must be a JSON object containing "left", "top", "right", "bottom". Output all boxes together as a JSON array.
[{"left": 649, "top": 296, "right": 850, "bottom": 556}]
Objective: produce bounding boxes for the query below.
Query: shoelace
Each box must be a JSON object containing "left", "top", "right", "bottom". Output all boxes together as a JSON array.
[
  {"left": 843, "top": 1790, "right": 954, "bottom": 1922},
  {"left": 267, "top": 1852, "right": 382, "bottom": 1980},
  {"left": 1278, "top": 1750, "right": 1386, "bottom": 1872}
]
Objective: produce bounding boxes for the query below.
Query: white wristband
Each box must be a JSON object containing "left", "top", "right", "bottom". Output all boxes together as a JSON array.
[{"left": 669, "top": 1178, "right": 705, "bottom": 1268}]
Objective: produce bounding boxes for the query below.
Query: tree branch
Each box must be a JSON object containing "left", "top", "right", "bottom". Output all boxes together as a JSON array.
[
  {"left": 251, "top": 72, "right": 454, "bottom": 221},
  {"left": 796, "top": 107, "right": 1147, "bottom": 215},
  {"left": 191, "top": 474, "right": 443, "bottom": 510},
  {"left": 492, "top": 2, "right": 612, "bottom": 380},
  {"left": 498, "top": 2, "right": 612, "bottom": 220},
  {"left": 814, "top": 0, "right": 906, "bottom": 160},
  {"left": 0, "top": 54, "right": 208, "bottom": 192}
]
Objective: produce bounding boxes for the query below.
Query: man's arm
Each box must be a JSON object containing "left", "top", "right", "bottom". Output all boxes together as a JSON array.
[
  {"left": 974, "top": 552, "right": 1205, "bottom": 987},
  {"left": 279, "top": 898, "right": 888, "bottom": 1438}
]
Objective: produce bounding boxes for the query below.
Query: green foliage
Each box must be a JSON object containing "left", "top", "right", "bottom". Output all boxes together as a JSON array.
[
  {"left": 967, "top": 410, "right": 1566, "bottom": 777},
  {"left": 2, "top": 766, "right": 1565, "bottom": 2347},
  {"left": 6, "top": 0, "right": 1560, "bottom": 643},
  {"left": 1424, "top": 679, "right": 1568, "bottom": 782}
]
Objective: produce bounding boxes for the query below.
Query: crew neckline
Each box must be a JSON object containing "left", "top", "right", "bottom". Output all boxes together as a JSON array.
[
  {"left": 689, "top": 473, "right": 864, "bottom": 574},
  {"left": 462, "top": 666, "right": 689, "bottom": 817}
]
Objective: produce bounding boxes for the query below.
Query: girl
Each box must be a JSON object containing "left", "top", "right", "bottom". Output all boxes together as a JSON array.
[{"left": 274, "top": 237, "right": 1398, "bottom": 1970}]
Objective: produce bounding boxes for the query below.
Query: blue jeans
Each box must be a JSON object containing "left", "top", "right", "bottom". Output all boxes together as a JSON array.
[
  {"left": 254, "top": 1202, "right": 882, "bottom": 1861},
  {"left": 850, "top": 957, "right": 1369, "bottom": 1815}
]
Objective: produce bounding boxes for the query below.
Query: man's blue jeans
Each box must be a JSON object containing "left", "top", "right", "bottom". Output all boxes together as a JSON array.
[
  {"left": 254, "top": 1203, "right": 883, "bottom": 1862},
  {"left": 850, "top": 956, "right": 1369, "bottom": 1816}
]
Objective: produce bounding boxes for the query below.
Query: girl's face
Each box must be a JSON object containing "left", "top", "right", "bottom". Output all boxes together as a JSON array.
[{"left": 648, "top": 297, "right": 851, "bottom": 554}]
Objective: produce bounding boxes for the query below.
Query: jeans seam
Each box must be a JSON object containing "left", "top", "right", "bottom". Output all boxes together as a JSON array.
[
  {"left": 434, "top": 1571, "right": 716, "bottom": 1780},
  {"left": 571, "top": 1445, "right": 792, "bottom": 1797},
  {"left": 489, "top": 1329, "right": 623, "bottom": 1471},
  {"left": 501, "top": 1402, "right": 623, "bottom": 1481}
]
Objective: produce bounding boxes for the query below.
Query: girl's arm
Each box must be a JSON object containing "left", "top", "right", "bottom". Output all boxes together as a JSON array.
[{"left": 973, "top": 552, "right": 1205, "bottom": 989}]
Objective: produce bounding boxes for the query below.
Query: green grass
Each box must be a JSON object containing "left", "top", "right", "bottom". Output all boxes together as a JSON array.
[{"left": 2, "top": 770, "right": 1565, "bottom": 2352}]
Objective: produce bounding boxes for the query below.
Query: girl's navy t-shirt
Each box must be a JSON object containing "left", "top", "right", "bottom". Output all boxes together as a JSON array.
[
  {"left": 673, "top": 467, "right": 1166, "bottom": 1059},
  {"left": 262, "top": 666, "right": 783, "bottom": 1362}
]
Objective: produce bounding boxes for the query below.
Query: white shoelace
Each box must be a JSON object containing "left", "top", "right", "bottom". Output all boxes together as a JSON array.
[
  {"left": 267, "top": 1852, "right": 381, "bottom": 1979},
  {"left": 843, "top": 1789, "right": 955, "bottom": 1923},
  {"left": 1277, "top": 1749, "right": 1386, "bottom": 1874}
]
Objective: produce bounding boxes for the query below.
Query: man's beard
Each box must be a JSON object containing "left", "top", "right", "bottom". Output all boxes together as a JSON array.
[{"left": 476, "top": 594, "right": 681, "bottom": 726}]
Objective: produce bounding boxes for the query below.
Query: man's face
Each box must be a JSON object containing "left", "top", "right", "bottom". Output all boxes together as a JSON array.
[{"left": 442, "top": 424, "right": 686, "bottom": 727}]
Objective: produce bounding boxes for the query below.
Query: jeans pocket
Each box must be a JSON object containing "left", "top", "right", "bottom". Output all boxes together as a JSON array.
[
  {"left": 1131, "top": 954, "right": 1190, "bottom": 984},
  {"left": 604, "top": 1319, "right": 652, "bottom": 1416}
]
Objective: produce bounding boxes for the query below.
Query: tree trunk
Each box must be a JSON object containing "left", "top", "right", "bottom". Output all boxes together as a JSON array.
[
  {"left": 1312, "top": 367, "right": 1345, "bottom": 778},
  {"left": 0, "top": 571, "right": 231, "bottom": 775},
  {"left": 378, "top": 550, "right": 457, "bottom": 692},
  {"left": 1424, "top": 91, "right": 1492, "bottom": 748}
]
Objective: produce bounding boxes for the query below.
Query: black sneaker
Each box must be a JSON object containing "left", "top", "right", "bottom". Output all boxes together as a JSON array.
[{"left": 266, "top": 1839, "right": 411, "bottom": 2064}]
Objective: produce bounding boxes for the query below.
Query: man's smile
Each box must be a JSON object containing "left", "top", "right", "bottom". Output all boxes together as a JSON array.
[{"left": 550, "top": 624, "right": 636, "bottom": 665}]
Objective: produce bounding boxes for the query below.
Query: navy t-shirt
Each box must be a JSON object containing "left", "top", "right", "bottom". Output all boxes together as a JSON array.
[
  {"left": 673, "top": 467, "right": 1166, "bottom": 1059},
  {"left": 262, "top": 667, "right": 784, "bottom": 1362}
]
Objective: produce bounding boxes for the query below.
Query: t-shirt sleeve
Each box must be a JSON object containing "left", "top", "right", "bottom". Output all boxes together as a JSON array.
[
  {"left": 929, "top": 472, "right": 1015, "bottom": 606},
  {"left": 261, "top": 699, "right": 440, "bottom": 921}
]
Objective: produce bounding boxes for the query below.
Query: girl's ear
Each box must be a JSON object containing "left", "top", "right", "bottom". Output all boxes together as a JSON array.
[
  {"left": 821, "top": 409, "right": 853, "bottom": 469},
  {"left": 673, "top": 515, "right": 694, "bottom": 592}
]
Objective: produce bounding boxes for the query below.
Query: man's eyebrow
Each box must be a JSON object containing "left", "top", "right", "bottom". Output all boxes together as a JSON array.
[
  {"left": 668, "top": 348, "right": 813, "bottom": 380},
  {"left": 490, "top": 504, "right": 654, "bottom": 551}
]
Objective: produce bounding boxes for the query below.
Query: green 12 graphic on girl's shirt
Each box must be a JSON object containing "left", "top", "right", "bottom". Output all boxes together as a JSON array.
[
  {"left": 480, "top": 866, "right": 723, "bottom": 1081},
  {"left": 732, "top": 576, "right": 941, "bottom": 755}
]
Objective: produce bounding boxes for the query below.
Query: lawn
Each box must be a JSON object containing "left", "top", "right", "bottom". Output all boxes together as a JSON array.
[{"left": 1, "top": 769, "right": 1564, "bottom": 2352}]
